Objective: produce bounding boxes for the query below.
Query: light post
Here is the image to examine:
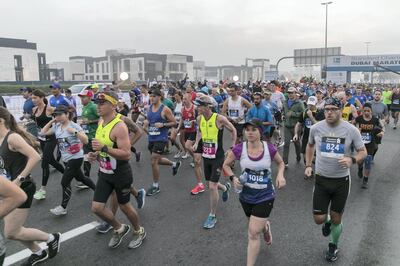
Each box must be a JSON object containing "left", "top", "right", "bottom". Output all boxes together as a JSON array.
[
  {"left": 321, "top": 1, "right": 333, "bottom": 80},
  {"left": 364, "top": 41, "right": 371, "bottom": 55}
]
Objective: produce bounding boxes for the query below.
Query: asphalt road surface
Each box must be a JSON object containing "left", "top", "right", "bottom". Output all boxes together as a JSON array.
[{"left": 3, "top": 126, "right": 400, "bottom": 266}]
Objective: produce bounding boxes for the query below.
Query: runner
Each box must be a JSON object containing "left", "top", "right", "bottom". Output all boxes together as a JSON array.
[
  {"left": 304, "top": 97, "right": 367, "bottom": 262},
  {"left": 77, "top": 89, "right": 99, "bottom": 188},
  {"left": 0, "top": 107, "right": 61, "bottom": 265},
  {"left": 144, "top": 88, "right": 181, "bottom": 196},
  {"left": 89, "top": 91, "right": 146, "bottom": 249},
  {"left": 293, "top": 96, "right": 319, "bottom": 165},
  {"left": 40, "top": 105, "right": 96, "bottom": 215},
  {"left": 221, "top": 83, "right": 252, "bottom": 144},
  {"left": 390, "top": 88, "right": 400, "bottom": 129},
  {"left": 354, "top": 103, "right": 384, "bottom": 188},
  {"left": 262, "top": 90, "right": 280, "bottom": 144},
  {"left": 382, "top": 87, "right": 392, "bottom": 124},
  {"left": 179, "top": 92, "right": 204, "bottom": 194},
  {"left": 65, "top": 88, "right": 78, "bottom": 122},
  {"left": 193, "top": 95, "right": 237, "bottom": 229},
  {"left": 31, "top": 89, "right": 65, "bottom": 200},
  {"left": 246, "top": 92, "right": 273, "bottom": 141},
  {"left": 222, "top": 118, "right": 286, "bottom": 266},
  {"left": 337, "top": 91, "right": 358, "bottom": 123},
  {"left": 171, "top": 90, "right": 185, "bottom": 159},
  {"left": 282, "top": 87, "right": 305, "bottom": 167}
]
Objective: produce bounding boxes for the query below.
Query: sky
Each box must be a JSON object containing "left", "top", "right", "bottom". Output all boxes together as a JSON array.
[{"left": 1, "top": 0, "right": 399, "bottom": 70}]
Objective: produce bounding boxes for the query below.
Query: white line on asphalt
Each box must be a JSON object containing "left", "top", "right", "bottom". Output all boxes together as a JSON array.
[{"left": 4, "top": 221, "right": 100, "bottom": 266}]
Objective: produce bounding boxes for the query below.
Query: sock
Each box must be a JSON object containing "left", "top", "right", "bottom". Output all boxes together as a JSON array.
[
  {"left": 153, "top": 182, "right": 159, "bottom": 188},
  {"left": 329, "top": 223, "right": 343, "bottom": 245},
  {"left": 116, "top": 224, "right": 125, "bottom": 234},
  {"left": 47, "top": 234, "right": 55, "bottom": 243},
  {"left": 198, "top": 182, "right": 203, "bottom": 186},
  {"left": 172, "top": 162, "right": 177, "bottom": 167},
  {"left": 34, "top": 249, "right": 44, "bottom": 256},
  {"left": 209, "top": 213, "right": 216, "bottom": 217}
]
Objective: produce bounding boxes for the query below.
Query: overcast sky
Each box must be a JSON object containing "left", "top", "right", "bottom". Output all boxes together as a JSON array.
[{"left": 1, "top": 0, "right": 399, "bottom": 70}]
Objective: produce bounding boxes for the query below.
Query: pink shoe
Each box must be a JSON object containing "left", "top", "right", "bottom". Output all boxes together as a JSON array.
[{"left": 190, "top": 184, "right": 205, "bottom": 195}]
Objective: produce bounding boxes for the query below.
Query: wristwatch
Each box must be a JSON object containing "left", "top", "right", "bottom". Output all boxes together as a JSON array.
[
  {"left": 101, "top": 145, "right": 109, "bottom": 153},
  {"left": 74, "top": 131, "right": 78, "bottom": 136},
  {"left": 17, "top": 176, "right": 26, "bottom": 182}
]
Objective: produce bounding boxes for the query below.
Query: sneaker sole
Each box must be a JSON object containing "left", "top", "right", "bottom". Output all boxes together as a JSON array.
[
  {"left": 31, "top": 253, "right": 49, "bottom": 265},
  {"left": 137, "top": 192, "right": 146, "bottom": 209},
  {"left": 191, "top": 189, "right": 205, "bottom": 195},
  {"left": 173, "top": 162, "right": 181, "bottom": 176},
  {"left": 110, "top": 226, "right": 131, "bottom": 249},
  {"left": 50, "top": 210, "right": 67, "bottom": 216},
  {"left": 146, "top": 190, "right": 160, "bottom": 196},
  {"left": 97, "top": 226, "right": 113, "bottom": 234},
  {"left": 48, "top": 233, "right": 61, "bottom": 258},
  {"left": 324, "top": 249, "right": 339, "bottom": 262},
  {"left": 128, "top": 231, "right": 147, "bottom": 249}
]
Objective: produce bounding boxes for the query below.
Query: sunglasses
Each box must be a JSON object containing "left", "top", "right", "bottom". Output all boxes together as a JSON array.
[{"left": 95, "top": 93, "right": 118, "bottom": 105}]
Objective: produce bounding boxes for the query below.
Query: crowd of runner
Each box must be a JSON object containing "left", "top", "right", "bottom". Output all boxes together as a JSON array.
[{"left": 0, "top": 78, "right": 398, "bottom": 265}]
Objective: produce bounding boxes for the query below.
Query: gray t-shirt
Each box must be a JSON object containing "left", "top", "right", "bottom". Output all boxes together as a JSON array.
[
  {"left": 369, "top": 101, "right": 388, "bottom": 119},
  {"left": 309, "top": 120, "right": 364, "bottom": 178},
  {"left": 54, "top": 121, "right": 84, "bottom": 162}
]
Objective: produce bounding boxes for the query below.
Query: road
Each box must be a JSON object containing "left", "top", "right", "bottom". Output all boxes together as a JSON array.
[{"left": 3, "top": 127, "right": 400, "bottom": 266}]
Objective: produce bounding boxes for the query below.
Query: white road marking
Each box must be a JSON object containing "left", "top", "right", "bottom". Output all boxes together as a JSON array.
[{"left": 4, "top": 221, "right": 100, "bottom": 266}]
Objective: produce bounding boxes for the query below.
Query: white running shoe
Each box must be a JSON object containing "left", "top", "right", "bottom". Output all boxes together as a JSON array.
[{"left": 50, "top": 205, "right": 67, "bottom": 216}]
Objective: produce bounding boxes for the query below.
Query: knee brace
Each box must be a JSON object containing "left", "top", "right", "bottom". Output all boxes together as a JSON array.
[{"left": 364, "top": 155, "right": 373, "bottom": 170}]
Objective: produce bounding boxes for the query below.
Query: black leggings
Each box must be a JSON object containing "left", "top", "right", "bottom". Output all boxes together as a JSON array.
[
  {"left": 40, "top": 138, "right": 65, "bottom": 186},
  {"left": 61, "top": 158, "right": 96, "bottom": 209}
]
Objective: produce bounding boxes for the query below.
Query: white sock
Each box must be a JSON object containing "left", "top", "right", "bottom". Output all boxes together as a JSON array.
[
  {"left": 34, "top": 249, "right": 43, "bottom": 256},
  {"left": 153, "top": 182, "right": 159, "bottom": 188},
  {"left": 172, "top": 162, "right": 177, "bottom": 167},
  {"left": 47, "top": 234, "right": 55, "bottom": 243},
  {"left": 116, "top": 224, "right": 125, "bottom": 234},
  {"left": 198, "top": 182, "right": 203, "bottom": 186}
]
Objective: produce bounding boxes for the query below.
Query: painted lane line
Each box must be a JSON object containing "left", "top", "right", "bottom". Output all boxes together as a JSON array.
[{"left": 4, "top": 221, "right": 100, "bottom": 266}]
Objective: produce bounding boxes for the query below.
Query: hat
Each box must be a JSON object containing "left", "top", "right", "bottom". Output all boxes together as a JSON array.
[
  {"left": 316, "top": 88, "right": 323, "bottom": 93},
  {"left": 53, "top": 105, "right": 69, "bottom": 115},
  {"left": 307, "top": 96, "right": 317, "bottom": 106},
  {"left": 324, "top": 97, "right": 343, "bottom": 108},
  {"left": 20, "top": 87, "right": 32, "bottom": 93},
  {"left": 287, "top": 87, "right": 297, "bottom": 93},
  {"left": 345, "top": 89, "right": 352, "bottom": 96},
  {"left": 149, "top": 88, "right": 162, "bottom": 97},
  {"left": 78, "top": 89, "right": 94, "bottom": 98},
  {"left": 90, "top": 84, "right": 99, "bottom": 90},
  {"left": 49, "top": 83, "right": 61, "bottom": 89},
  {"left": 94, "top": 92, "right": 119, "bottom": 105},
  {"left": 244, "top": 118, "right": 264, "bottom": 134},
  {"left": 194, "top": 96, "right": 213, "bottom": 107}
]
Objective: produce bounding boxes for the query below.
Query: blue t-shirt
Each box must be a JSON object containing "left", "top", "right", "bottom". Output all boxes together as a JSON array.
[
  {"left": 23, "top": 98, "right": 34, "bottom": 114},
  {"left": 54, "top": 122, "right": 84, "bottom": 162},
  {"left": 246, "top": 105, "right": 273, "bottom": 134},
  {"left": 49, "top": 95, "right": 72, "bottom": 108}
]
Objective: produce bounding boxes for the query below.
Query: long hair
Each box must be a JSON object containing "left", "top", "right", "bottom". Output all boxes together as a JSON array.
[
  {"left": 0, "top": 107, "right": 40, "bottom": 152},
  {"left": 32, "top": 89, "right": 48, "bottom": 105}
]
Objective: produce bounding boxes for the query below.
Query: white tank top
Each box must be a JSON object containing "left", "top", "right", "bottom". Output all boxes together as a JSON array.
[
  {"left": 174, "top": 102, "right": 183, "bottom": 122},
  {"left": 227, "top": 96, "right": 245, "bottom": 124}
]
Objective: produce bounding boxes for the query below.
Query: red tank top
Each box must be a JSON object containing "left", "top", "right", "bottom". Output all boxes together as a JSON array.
[{"left": 181, "top": 105, "right": 196, "bottom": 133}]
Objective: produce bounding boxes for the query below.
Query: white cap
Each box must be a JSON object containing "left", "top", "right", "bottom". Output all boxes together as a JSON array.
[{"left": 307, "top": 96, "right": 317, "bottom": 106}]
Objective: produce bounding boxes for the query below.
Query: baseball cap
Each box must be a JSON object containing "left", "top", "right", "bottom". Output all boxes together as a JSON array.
[
  {"left": 345, "top": 89, "right": 352, "bottom": 96},
  {"left": 149, "top": 88, "right": 162, "bottom": 97},
  {"left": 53, "top": 105, "right": 69, "bottom": 115},
  {"left": 244, "top": 118, "right": 263, "bottom": 132},
  {"left": 307, "top": 96, "right": 317, "bottom": 106},
  {"left": 90, "top": 84, "right": 99, "bottom": 90},
  {"left": 194, "top": 95, "right": 213, "bottom": 107},
  {"left": 324, "top": 97, "right": 342, "bottom": 108},
  {"left": 316, "top": 88, "right": 323, "bottom": 93},
  {"left": 49, "top": 83, "right": 61, "bottom": 89},
  {"left": 78, "top": 89, "right": 94, "bottom": 98},
  {"left": 20, "top": 87, "right": 32, "bottom": 93},
  {"left": 287, "top": 87, "right": 297, "bottom": 93}
]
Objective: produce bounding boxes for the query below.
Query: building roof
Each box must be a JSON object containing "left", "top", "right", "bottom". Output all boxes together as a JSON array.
[{"left": 0, "top": 37, "right": 37, "bottom": 50}]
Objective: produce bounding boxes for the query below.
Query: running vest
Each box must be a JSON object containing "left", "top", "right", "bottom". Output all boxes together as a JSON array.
[
  {"left": 199, "top": 113, "right": 223, "bottom": 159},
  {"left": 147, "top": 104, "right": 168, "bottom": 142},
  {"left": 174, "top": 102, "right": 183, "bottom": 124},
  {"left": 239, "top": 141, "right": 275, "bottom": 204},
  {"left": 0, "top": 131, "right": 28, "bottom": 181},
  {"left": 182, "top": 104, "right": 196, "bottom": 133},
  {"left": 227, "top": 97, "right": 245, "bottom": 124},
  {"left": 342, "top": 103, "right": 352, "bottom": 122},
  {"left": 95, "top": 115, "right": 124, "bottom": 174},
  {"left": 391, "top": 93, "right": 400, "bottom": 110}
]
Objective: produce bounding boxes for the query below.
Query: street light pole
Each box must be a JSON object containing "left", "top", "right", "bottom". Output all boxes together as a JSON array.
[
  {"left": 364, "top": 41, "right": 371, "bottom": 55},
  {"left": 321, "top": 1, "right": 333, "bottom": 81}
]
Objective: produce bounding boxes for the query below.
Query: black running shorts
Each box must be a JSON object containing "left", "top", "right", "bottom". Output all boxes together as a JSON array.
[
  {"left": 240, "top": 198, "right": 274, "bottom": 218},
  {"left": 148, "top": 141, "right": 167, "bottom": 155},
  {"left": 203, "top": 157, "right": 224, "bottom": 183},
  {"left": 313, "top": 175, "right": 350, "bottom": 215},
  {"left": 18, "top": 180, "right": 36, "bottom": 209}
]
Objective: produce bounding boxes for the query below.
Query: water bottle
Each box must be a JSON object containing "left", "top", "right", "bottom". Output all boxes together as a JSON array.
[{"left": 235, "top": 173, "right": 247, "bottom": 194}]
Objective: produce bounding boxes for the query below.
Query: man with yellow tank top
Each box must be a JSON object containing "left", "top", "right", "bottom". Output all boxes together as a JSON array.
[
  {"left": 193, "top": 95, "right": 237, "bottom": 229},
  {"left": 88, "top": 91, "right": 146, "bottom": 249},
  {"left": 337, "top": 91, "right": 358, "bottom": 123}
]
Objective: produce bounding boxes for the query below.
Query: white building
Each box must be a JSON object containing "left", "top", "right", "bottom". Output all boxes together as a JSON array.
[
  {"left": 0, "top": 37, "right": 43, "bottom": 81},
  {"left": 193, "top": 61, "right": 205, "bottom": 81}
]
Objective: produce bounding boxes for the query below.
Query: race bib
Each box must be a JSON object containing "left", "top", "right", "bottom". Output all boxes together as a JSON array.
[
  {"left": 393, "top": 99, "right": 399, "bottom": 105},
  {"left": 98, "top": 155, "right": 117, "bottom": 174},
  {"left": 305, "top": 118, "right": 312, "bottom": 129},
  {"left": 228, "top": 109, "right": 239, "bottom": 118},
  {"left": 241, "top": 169, "right": 272, "bottom": 190},
  {"left": 148, "top": 125, "right": 161, "bottom": 136},
  {"left": 320, "top": 137, "right": 345, "bottom": 158},
  {"left": 183, "top": 119, "right": 193, "bottom": 129},
  {"left": 361, "top": 132, "right": 372, "bottom": 144},
  {"left": 202, "top": 140, "right": 217, "bottom": 159}
]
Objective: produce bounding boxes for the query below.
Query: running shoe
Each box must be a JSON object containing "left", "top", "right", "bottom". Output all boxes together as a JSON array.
[
  {"left": 393, "top": 125, "right": 397, "bottom": 130},
  {"left": 325, "top": 243, "right": 339, "bottom": 262},
  {"left": 34, "top": 189, "right": 46, "bottom": 200},
  {"left": 181, "top": 152, "right": 189, "bottom": 159},
  {"left": 50, "top": 205, "right": 67, "bottom": 216},
  {"left": 136, "top": 189, "right": 146, "bottom": 209},
  {"left": 128, "top": 226, "right": 147, "bottom": 249},
  {"left": 172, "top": 161, "right": 181, "bottom": 176},
  {"left": 191, "top": 184, "right": 205, "bottom": 195},
  {"left": 203, "top": 214, "right": 217, "bottom": 229},
  {"left": 285, "top": 163, "right": 289, "bottom": 169},
  {"left": 174, "top": 151, "right": 182, "bottom": 159},
  {"left": 190, "top": 162, "right": 195, "bottom": 168},
  {"left": 222, "top": 182, "right": 231, "bottom": 202},
  {"left": 135, "top": 152, "right": 141, "bottom": 162},
  {"left": 322, "top": 221, "right": 332, "bottom": 237},
  {"left": 108, "top": 224, "right": 130, "bottom": 248},
  {"left": 47, "top": 233, "right": 61, "bottom": 258},
  {"left": 146, "top": 185, "right": 160, "bottom": 196},
  {"left": 76, "top": 182, "right": 89, "bottom": 189},
  {"left": 362, "top": 178, "right": 369, "bottom": 189},
  {"left": 21, "top": 250, "right": 49, "bottom": 266},
  {"left": 96, "top": 221, "right": 113, "bottom": 234}
]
